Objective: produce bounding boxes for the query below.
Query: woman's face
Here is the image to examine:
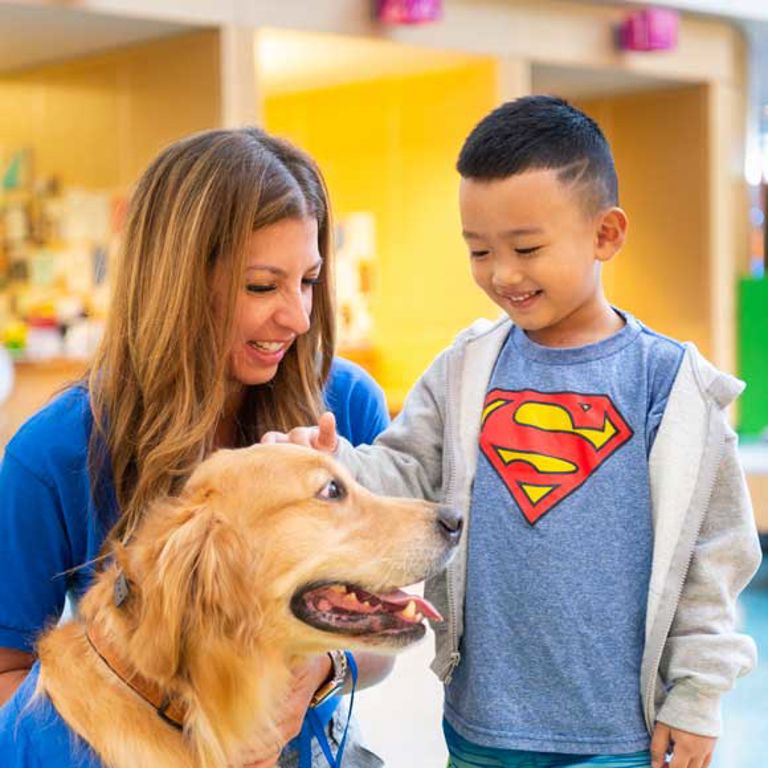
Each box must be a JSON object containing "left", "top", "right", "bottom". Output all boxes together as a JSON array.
[{"left": 217, "top": 216, "right": 323, "bottom": 387}]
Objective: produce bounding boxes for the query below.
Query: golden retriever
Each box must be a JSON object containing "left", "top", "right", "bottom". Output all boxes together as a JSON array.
[{"left": 10, "top": 443, "right": 461, "bottom": 768}]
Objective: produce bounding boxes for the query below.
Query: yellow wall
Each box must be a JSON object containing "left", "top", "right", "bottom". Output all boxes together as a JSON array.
[
  {"left": 578, "top": 86, "right": 711, "bottom": 357},
  {"left": 0, "top": 30, "right": 221, "bottom": 190},
  {"left": 265, "top": 61, "right": 499, "bottom": 406}
]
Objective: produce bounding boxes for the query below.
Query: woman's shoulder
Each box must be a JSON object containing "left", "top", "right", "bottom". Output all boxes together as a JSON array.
[
  {"left": 4, "top": 385, "right": 92, "bottom": 472},
  {"left": 327, "top": 357, "right": 387, "bottom": 407},
  {"left": 328, "top": 357, "right": 379, "bottom": 387},
  {"left": 326, "top": 357, "right": 389, "bottom": 446}
]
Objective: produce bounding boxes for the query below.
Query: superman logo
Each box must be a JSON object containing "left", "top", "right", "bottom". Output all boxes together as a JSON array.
[{"left": 479, "top": 389, "right": 633, "bottom": 525}]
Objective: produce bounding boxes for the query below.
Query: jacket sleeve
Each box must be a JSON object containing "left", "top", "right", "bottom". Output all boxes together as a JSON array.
[
  {"left": 656, "top": 424, "right": 762, "bottom": 736},
  {"left": 334, "top": 350, "right": 448, "bottom": 502}
]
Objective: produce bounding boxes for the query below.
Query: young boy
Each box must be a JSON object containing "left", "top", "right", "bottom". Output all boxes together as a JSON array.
[{"left": 265, "top": 96, "right": 761, "bottom": 768}]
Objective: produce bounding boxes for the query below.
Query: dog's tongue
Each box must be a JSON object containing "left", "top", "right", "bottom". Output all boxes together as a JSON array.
[{"left": 379, "top": 589, "right": 443, "bottom": 621}]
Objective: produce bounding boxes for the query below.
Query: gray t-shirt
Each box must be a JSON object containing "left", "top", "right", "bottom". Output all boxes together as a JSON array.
[{"left": 444, "top": 312, "right": 684, "bottom": 755}]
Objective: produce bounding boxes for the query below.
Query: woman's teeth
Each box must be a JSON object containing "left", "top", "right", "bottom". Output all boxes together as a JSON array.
[{"left": 250, "top": 341, "right": 284, "bottom": 352}]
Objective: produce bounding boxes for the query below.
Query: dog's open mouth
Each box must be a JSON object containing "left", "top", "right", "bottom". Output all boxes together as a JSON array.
[{"left": 291, "top": 582, "right": 442, "bottom": 643}]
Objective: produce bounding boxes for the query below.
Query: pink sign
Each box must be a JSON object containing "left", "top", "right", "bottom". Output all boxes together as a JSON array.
[
  {"left": 377, "top": 0, "right": 442, "bottom": 24},
  {"left": 619, "top": 8, "right": 679, "bottom": 52}
]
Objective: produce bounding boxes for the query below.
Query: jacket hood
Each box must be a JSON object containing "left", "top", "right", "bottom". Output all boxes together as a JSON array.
[{"left": 684, "top": 343, "right": 745, "bottom": 409}]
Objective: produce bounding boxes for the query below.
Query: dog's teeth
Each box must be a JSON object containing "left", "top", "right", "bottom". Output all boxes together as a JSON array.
[
  {"left": 401, "top": 600, "right": 416, "bottom": 620},
  {"left": 329, "top": 585, "right": 346, "bottom": 594},
  {"left": 342, "top": 592, "right": 360, "bottom": 608}
]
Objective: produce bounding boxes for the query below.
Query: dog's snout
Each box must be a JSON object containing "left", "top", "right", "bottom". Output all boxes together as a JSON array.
[{"left": 436, "top": 505, "right": 463, "bottom": 542}]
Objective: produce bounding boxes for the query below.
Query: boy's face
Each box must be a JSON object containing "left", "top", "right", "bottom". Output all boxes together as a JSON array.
[{"left": 459, "top": 168, "right": 626, "bottom": 345}]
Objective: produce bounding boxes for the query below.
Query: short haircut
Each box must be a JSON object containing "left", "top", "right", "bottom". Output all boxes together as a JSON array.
[{"left": 457, "top": 95, "right": 619, "bottom": 213}]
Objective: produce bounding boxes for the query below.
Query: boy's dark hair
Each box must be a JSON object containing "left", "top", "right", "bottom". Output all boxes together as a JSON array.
[{"left": 457, "top": 95, "right": 618, "bottom": 213}]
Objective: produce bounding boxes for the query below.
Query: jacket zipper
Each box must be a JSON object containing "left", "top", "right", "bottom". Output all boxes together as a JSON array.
[
  {"left": 442, "top": 345, "right": 462, "bottom": 684},
  {"left": 642, "top": 405, "right": 724, "bottom": 730},
  {"left": 440, "top": 321, "right": 509, "bottom": 683}
]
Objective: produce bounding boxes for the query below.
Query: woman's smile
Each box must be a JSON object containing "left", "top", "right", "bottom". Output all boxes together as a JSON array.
[{"left": 243, "top": 338, "right": 292, "bottom": 366}]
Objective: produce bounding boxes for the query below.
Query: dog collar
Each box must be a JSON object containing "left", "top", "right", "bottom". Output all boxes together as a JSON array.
[{"left": 85, "top": 621, "right": 187, "bottom": 732}]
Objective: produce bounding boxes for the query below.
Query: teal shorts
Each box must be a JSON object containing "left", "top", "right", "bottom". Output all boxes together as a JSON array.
[{"left": 444, "top": 720, "right": 651, "bottom": 768}]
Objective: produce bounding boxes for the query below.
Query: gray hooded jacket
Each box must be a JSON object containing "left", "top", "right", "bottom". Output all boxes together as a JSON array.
[{"left": 336, "top": 317, "right": 762, "bottom": 738}]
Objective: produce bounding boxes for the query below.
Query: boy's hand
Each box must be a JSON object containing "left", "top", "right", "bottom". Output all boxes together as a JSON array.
[
  {"left": 651, "top": 722, "right": 716, "bottom": 768},
  {"left": 261, "top": 411, "right": 338, "bottom": 453}
]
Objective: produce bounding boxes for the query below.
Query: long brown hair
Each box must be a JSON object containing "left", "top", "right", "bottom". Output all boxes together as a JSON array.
[{"left": 87, "top": 127, "right": 335, "bottom": 545}]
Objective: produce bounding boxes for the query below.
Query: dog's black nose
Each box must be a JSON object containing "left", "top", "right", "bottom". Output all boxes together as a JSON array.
[{"left": 436, "top": 505, "right": 463, "bottom": 542}]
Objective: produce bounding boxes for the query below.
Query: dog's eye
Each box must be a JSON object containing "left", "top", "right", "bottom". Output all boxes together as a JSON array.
[{"left": 317, "top": 479, "right": 346, "bottom": 501}]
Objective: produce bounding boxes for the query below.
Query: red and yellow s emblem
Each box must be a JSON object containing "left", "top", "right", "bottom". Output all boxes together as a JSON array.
[{"left": 479, "top": 389, "right": 633, "bottom": 525}]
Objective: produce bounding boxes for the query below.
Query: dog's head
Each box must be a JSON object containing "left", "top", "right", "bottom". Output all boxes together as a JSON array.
[{"left": 85, "top": 444, "right": 461, "bottom": 683}]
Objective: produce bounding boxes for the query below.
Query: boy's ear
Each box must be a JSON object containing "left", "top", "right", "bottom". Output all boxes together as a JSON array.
[{"left": 594, "top": 207, "right": 628, "bottom": 262}]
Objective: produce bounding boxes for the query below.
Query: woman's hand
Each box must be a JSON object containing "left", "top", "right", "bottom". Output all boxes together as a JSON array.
[
  {"left": 230, "top": 651, "right": 394, "bottom": 767},
  {"left": 261, "top": 411, "right": 338, "bottom": 453},
  {"left": 230, "top": 654, "right": 332, "bottom": 768}
]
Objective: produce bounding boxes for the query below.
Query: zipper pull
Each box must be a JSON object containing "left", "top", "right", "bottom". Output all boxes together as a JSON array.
[{"left": 444, "top": 651, "right": 461, "bottom": 685}]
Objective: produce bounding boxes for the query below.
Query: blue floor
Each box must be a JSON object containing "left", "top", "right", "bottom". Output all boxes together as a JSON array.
[{"left": 711, "top": 553, "right": 767, "bottom": 768}]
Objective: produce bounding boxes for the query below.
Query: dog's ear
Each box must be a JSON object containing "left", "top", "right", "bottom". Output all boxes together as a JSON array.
[{"left": 127, "top": 495, "right": 260, "bottom": 682}]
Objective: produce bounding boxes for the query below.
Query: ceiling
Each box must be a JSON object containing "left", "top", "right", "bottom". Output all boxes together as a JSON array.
[
  {"left": 256, "top": 29, "right": 487, "bottom": 95},
  {"left": 586, "top": 0, "right": 768, "bottom": 24},
  {"left": 0, "top": 3, "right": 188, "bottom": 73},
  {"left": 0, "top": 1, "right": 764, "bottom": 126},
  {"left": 0, "top": 5, "right": 488, "bottom": 93},
  {"left": 256, "top": 29, "right": 680, "bottom": 99}
]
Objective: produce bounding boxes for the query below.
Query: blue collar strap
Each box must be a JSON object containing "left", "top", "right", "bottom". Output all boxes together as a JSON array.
[{"left": 298, "top": 651, "right": 358, "bottom": 768}]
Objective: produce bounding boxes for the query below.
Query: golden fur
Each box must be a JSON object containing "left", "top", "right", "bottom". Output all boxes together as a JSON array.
[{"left": 35, "top": 444, "right": 458, "bottom": 768}]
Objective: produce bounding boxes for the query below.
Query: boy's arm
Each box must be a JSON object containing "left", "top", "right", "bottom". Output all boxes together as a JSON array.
[
  {"left": 655, "top": 424, "right": 761, "bottom": 738},
  {"left": 262, "top": 350, "right": 449, "bottom": 500},
  {"left": 334, "top": 350, "right": 448, "bottom": 501}
]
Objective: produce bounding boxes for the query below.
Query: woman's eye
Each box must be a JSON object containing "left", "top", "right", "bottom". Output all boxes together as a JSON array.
[
  {"left": 470, "top": 250, "right": 490, "bottom": 259},
  {"left": 316, "top": 479, "right": 347, "bottom": 501},
  {"left": 246, "top": 284, "right": 276, "bottom": 294},
  {"left": 515, "top": 246, "right": 542, "bottom": 256},
  {"left": 302, "top": 276, "right": 322, "bottom": 288}
]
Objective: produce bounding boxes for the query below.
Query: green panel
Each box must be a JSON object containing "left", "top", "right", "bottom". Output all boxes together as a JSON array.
[{"left": 738, "top": 277, "right": 768, "bottom": 437}]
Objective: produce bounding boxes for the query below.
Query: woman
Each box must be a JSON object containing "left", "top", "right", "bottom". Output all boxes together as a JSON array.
[{"left": 0, "top": 128, "right": 390, "bottom": 767}]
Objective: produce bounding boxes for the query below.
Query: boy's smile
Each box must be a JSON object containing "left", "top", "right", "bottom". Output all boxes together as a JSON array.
[{"left": 459, "top": 168, "right": 627, "bottom": 347}]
